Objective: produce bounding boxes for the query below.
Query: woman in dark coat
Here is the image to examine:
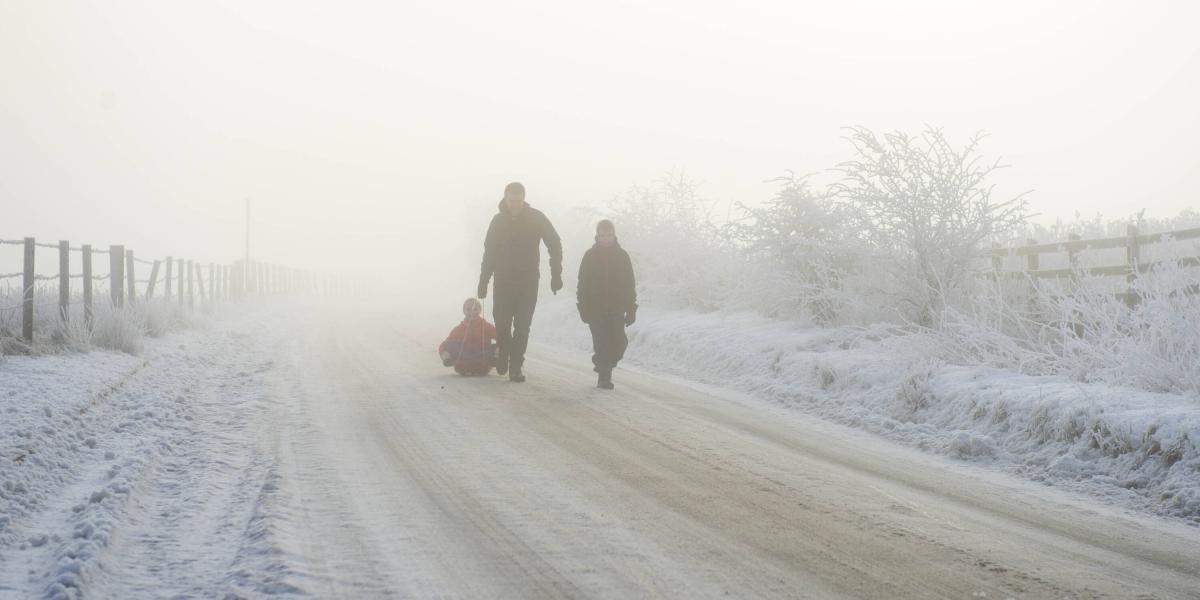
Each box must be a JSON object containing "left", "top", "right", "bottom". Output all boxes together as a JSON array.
[{"left": 576, "top": 220, "right": 637, "bottom": 389}]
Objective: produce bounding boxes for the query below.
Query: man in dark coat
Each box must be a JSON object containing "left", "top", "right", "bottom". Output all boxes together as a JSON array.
[
  {"left": 478, "top": 182, "right": 563, "bottom": 382},
  {"left": 576, "top": 219, "right": 637, "bottom": 390}
]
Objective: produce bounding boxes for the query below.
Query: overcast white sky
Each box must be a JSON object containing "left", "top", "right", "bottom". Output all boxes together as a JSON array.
[{"left": 2, "top": 0, "right": 1198, "bottom": 285}]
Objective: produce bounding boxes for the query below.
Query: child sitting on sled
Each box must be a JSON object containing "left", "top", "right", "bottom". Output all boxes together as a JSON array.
[{"left": 438, "top": 298, "right": 498, "bottom": 376}]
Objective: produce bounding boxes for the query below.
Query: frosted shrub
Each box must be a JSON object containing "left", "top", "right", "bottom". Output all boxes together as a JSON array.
[
  {"left": 727, "top": 174, "right": 865, "bottom": 323},
  {"left": 833, "top": 126, "right": 1029, "bottom": 326},
  {"left": 1073, "top": 261, "right": 1200, "bottom": 394},
  {"left": 939, "top": 258, "right": 1200, "bottom": 396}
]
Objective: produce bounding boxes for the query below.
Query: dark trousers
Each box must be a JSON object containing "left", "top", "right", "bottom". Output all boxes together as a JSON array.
[
  {"left": 588, "top": 315, "right": 627, "bottom": 374},
  {"left": 493, "top": 278, "right": 539, "bottom": 369}
]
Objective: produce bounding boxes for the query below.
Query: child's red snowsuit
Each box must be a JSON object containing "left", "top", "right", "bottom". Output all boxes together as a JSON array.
[{"left": 438, "top": 317, "right": 498, "bottom": 375}]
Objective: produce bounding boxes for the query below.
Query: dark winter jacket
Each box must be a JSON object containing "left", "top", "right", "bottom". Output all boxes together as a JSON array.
[
  {"left": 480, "top": 200, "right": 563, "bottom": 287},
  {"left": 576, "top": 241, "right": 637, "bottom": 323}
]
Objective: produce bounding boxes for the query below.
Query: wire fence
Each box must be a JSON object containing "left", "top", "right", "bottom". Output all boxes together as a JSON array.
[{"left": 2, "top": 235, "right": 344, "bottom": 344}]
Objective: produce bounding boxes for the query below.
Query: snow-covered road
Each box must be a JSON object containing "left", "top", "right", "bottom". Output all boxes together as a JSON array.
[
  {"left": 4, "top": 305, "right": 1200, "bottom": 598},
  {"left": 264, "top": 308, "right": 1200, "bottom": 599}
]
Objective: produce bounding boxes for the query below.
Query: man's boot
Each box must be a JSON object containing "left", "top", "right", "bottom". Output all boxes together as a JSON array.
[
  {"left": 496, "top": 350, "right": 508, "bottom": 376},
  {"left": 597, "top": 368, "right": 614, "bottom": 390},
  {"left": 509, "top": 363, "right": 525, "bottom": 383}
]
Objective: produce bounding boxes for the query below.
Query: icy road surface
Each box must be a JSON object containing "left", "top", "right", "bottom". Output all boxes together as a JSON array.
[
  {"left": 2, "top": 306, "right": 1199, "bottom": 598},
  {"left": 266, "top": 310, "right": 1200, "bottom": 599}
]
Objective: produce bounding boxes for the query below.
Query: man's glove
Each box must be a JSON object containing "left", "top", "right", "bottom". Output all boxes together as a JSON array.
[
  {"left": 624, "top": 309, "right": 637, "bottom": 327},
  {"left": 477, "top": 280, "right": 488, "bottom": 300},
  {"left": 550, "top": 275, "right": 563, "bottom": 295}
]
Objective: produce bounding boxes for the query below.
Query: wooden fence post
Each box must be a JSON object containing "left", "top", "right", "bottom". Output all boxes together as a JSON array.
[
  {"left": 110, "top": 244, "right": 125, "bottom": 308},
  {"left": 187, "top": 260, "right": 194, "bottom": 308},
  {"left": 59, "top": 241, "right": 70, "bottom": 322},
  {"left": 164, "top": 256, "right": 173, "bottom": 300},
  {"left": 177, "top": 258, "right": 185, "bottom": 306},
  {"left": 1126, "top": 224, "right": 1141, "bottom": 309},
  {"left": 146, "top": 260, "right": 161, "bottom": 300},
  {"left": 1025, "top": 238, "right": 1039, "bottom": 309},
  {"left": 1067, "top": 233, "right": 1081, "bottom": 284},
  {"left": 196, "top": 261, "right": 207, "bottom": 301},
  {"left": 208, "top": 263, "right": 215, "bottom": 301},
  {"left": 81, "top": 244, "right": 94, "bottom": 328},
  {"left": 1066, "top": 233, "right": 1084, "bottom": 337},
  {"left": 22, "top": 238, "right": 35, "bottom": 342},
  {"left": 125, "top": 249, "right": 136, "bottom": 306}
]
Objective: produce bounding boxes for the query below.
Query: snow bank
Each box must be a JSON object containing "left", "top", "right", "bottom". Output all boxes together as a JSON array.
[{"left": 536, "top": 300, "right": 1200, "bottom": 523}]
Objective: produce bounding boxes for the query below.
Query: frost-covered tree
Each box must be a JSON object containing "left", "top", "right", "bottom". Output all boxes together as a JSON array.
[
  {"left": 599, "top": 173, "right": 736, "bottom": 311},
  {"left": 726, "top": 173, "right": 857, "bottom": 322},
  {"left": 833, "top": 126, "right": 1029, "bottom": 325}
]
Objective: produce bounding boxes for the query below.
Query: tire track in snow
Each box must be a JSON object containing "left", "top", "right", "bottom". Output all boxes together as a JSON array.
[
  {"left": 86, "top": 340, "right": 291, "bottom": 599},
  {"left": 0, "top": 314, "right": 295, "bottom": 599}
]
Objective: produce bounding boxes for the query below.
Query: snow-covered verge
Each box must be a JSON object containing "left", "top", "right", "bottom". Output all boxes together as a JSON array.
[
  {"left": 0, "top": 308, "right": 290, "bottom": 599},
  {"left": 536, "top": 300, "right": 1200, "bottom": 525},
  {"left": 1, "top": 285, "right": 205, "bottom": 356}
]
